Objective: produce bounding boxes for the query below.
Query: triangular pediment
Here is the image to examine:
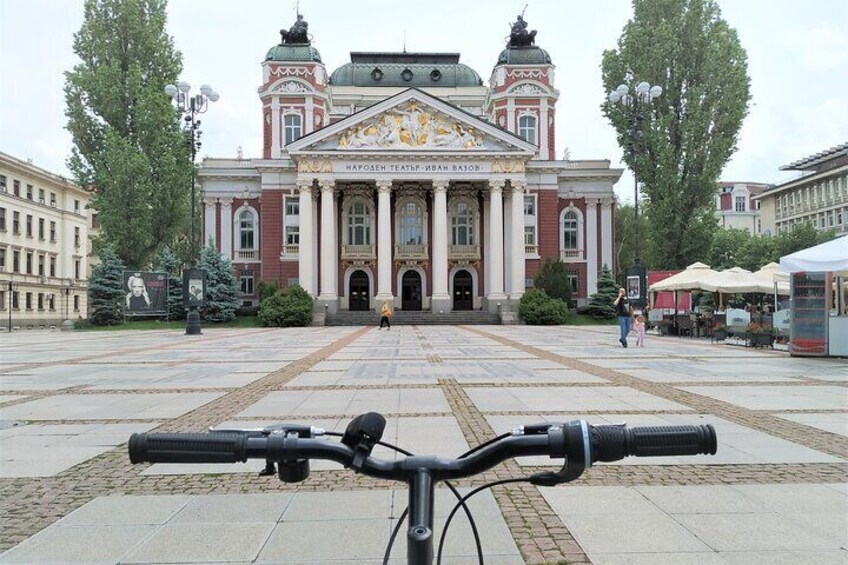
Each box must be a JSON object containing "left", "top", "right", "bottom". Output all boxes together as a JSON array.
[{"left": 287, "top": 88, "right": 536, "bottom": 155}]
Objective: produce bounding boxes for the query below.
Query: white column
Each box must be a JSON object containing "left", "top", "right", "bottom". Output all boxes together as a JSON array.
[
  {"left": 312, "top": 190, "right": 319, "bottom": 296},
  {"left": 203, "top": 198, "right": 217, "bottom": 249},
  {"left": 220, "top": 198, "right": 233, "bottom": 260},
  {"left": 375, "top": 179, "right": 394, "bottom": 303},
  {"left": 600, "top": 198, "right": 613, "bottom": 273},
  {"left": 506, "top": 98, "right": 515, "bottom": 135},
  {"left": 503, "top": 187, "right": 513, "bottom": 293},
  {"left": 585, "top": 198, "right": 599, "bottom": 297},
  {"left": 297, "top": 179, "right": 314, "bottom": 296},
  {"left": 510, "top": 180, "right": 527, "bottom": 299},
  {"left": 487, "top": 179, "right": 506, "bottom": 302},
  {"left": 483, "top": 197, "right": 490, "bottom": 296},
  {"left": 319, "top": 179, "right": 338, "bottom": 301},
  {"left": 305, "top": 96, "right": 314, "bottom": 134},
  {"left": 431, "top": 180, "right": 450, "bottom": 310},
  {"left": 271, "top": 97, "right": 281, "bottom": 159},
  {"left": 539, "top": 103, "right": 549, "bottom": 160}
]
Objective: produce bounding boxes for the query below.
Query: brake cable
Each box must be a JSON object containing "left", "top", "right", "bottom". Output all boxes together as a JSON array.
[{"left": 322, "top": 431, "right": 485, "bottom": 565}]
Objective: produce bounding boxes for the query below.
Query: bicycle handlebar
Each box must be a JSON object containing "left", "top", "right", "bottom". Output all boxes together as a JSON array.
[{"left": 129, "top": 421, "right": 717, "bottom": 484}]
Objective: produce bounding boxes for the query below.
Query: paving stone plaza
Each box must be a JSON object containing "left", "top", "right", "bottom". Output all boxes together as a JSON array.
[{"left": 0, "top": 325, "right": 846, "bottom": 564}]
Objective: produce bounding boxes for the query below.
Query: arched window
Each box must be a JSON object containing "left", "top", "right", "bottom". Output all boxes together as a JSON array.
[
  {"left": 450, "top": 200, "right": 474, "bottom": 246},
  {"left": 284, "top": 113, "right": 302, "bottom": 145},
  {"left": 518, "top": 114, "right": 537, "bottom": 144},
  {"left": 399, "top": 201, "right": 424, "bottom": 245},
  {"left": 346, "top": 200, "right": 371, "bottom": 245},
  {"left": 562, "top": 211, "right": 578, "bottom": 250},
  {"left": 239, "top": 210, "right": 256, "bottom": 249}
]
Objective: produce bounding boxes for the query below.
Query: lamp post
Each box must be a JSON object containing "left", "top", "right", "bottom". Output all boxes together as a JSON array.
[
  {"left": 606, "top": 81, "right": 662, "bottom": 308},
  {"left": 4, "top": 281, "right": 17, "bottom": 332},
  {"left": 61, "top": 279, "right": 74, "bottom": 331},
  {"left": 165, "top": 81, "right": 219, "bottom": 335}
]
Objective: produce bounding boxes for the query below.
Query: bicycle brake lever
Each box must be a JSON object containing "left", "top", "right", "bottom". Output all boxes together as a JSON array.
[{"left": 529, "top": 420, "right": 592, "bottom": 487}]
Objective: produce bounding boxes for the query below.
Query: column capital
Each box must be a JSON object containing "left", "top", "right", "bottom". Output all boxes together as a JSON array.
[
  {"left": 600, "top": 197, "right": 614, "bottom": 209},
  {"left": 219, "top": 198, "right": 233, "bottom": 207},
  {"left": 488, "top": 178, "right": 506, "bottom": 192},
  {"left": 202, "top": 197, "right": 218, "bottom": 206},
  {"left": 432, "top": 179, "right": 450, "bottom": 193},
  {"left": 585, "top": 197, "right": 599, "bottom": 208},
  {"left": 375, "top": 179, "right": 393, "bottom": 193},
  {"left": 510, "top": 179, "right": 528, "bottom": 193},
  {"left": 296, "top": 177, "right": 314, "bottom": 192},
  {"left": 318, "top": 178, "right": 336, "bottom": 192}
]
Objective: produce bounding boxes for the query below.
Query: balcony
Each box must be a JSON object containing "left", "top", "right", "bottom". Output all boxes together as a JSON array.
[
  {"left": 236, "top": 249, "right": 259, "bottom": 261},
  {"left": 281, "top": 244, "right": 299, "bottom": 257},
  {"left": 395, "top": 244, "right": 428, "bottom": 260},
  {"left": 525, "top": 244, "right": 538, "bottom": 256},
  {"left": 341, "top": 244, "right": 375, "bottom": 260},
  {"left": 448, "top": 244, "right": 480, "bottom": 261},
  {"left": 560, "top": 249, "right": 585, "bottom": 262}
]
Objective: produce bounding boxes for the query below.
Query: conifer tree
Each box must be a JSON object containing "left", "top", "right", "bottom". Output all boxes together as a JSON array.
[
  {"left": 585, "top": 265, "right": 618, "bottom": 319},
  {"left": 197, "top": 245, "right": 240, "bottom": 323},
  {"left": 154, "top": 246, "right": 185, "bottom": 320},
  {"left": 88, "top": 246, "right": 126, "bottom": 325},
  {"left": 534, "top": 259, "right": 573, "bottom": 304}
]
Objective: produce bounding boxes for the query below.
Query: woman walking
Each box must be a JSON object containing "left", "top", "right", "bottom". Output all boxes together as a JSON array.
[{"left": 379, "top": 301, "right": 393, "bottom": 330}]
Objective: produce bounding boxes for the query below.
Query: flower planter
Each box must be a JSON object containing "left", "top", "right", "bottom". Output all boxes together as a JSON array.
[
  {"left": 748, "top": 333, "right": 775, "bottom": 348},
  {"left": 712, "top": 330, "right": 727, "bottom": 341}
]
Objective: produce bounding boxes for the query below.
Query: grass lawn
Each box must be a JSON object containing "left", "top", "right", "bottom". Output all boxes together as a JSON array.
[
  {"left": 567, "top": 313, "right": 618, "bottom": 325},
  {"left": 77, "top": 316, "right": 261, "bottom": 331}
]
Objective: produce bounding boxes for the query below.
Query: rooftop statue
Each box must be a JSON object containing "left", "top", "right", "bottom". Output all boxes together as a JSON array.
[
  {"left": 280, "top": 14, "right": 310, "bottom": 45},
  {"left": 508, "top": 14, "right": 537, "bottom": 47}
]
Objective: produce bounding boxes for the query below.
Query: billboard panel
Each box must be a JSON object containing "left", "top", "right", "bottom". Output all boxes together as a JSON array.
[{"left": 123, "top": 271, "right": 168, "bottom": 315}]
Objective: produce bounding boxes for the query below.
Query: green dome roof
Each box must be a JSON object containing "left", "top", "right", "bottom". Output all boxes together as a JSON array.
[
  {"left": 329, "top": 53, "right": 482, "bottom": 87},
  {"left": 265, "top": 44, "right": 322, "bottom": 63},
  {"left": 496, "top": 46, "right": 552, "bottom": 65}
]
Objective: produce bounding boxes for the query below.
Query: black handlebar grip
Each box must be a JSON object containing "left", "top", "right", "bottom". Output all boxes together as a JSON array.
[
  {"left": 128, "top": 432, "right": 250, "bottom": 464},
  {"left": 591, "top": 424, "right": 717, "bottom": 463}
]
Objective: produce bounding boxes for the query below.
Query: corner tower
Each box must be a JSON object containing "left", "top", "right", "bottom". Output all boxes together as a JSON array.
[
  {"left": 487, "top": 14, "right": 559, "bottom": 160},
  {"left": 259, "top": 14, "right": 328, "bottom": 159}
]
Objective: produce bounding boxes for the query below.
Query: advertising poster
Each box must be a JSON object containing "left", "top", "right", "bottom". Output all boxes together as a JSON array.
[{"left": 123, "top": 271, "right": 168, "bottom": 315}]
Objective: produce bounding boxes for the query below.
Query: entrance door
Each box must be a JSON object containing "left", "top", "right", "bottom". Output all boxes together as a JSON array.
[
  {"left": 401, "top": 270, "right": 422, "bottom": 311},
  {"left": 349, "top": 270, "right": 370, "bottom": 311},
  {"left": 453, "top": 270, "right": 473, "bottom": 311}
]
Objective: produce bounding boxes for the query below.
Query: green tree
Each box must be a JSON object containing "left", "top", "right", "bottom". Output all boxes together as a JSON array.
[
  {"left": 773, "top": 223, "right": 838, "bottom": 258},
  {"left": 602, "top": 0, "right": 751, "bottom": 269},
  {"left": 518, "top": 289, "right": 569, "bottom": 325},
  {"left": 705, "top": 227, "right": 751, "bottom": 270},
  {"left": 153, "top": 246, "right": 185, "bottom": 320},
  {"left": 88, "top": 246, "right": 126, "bottom": 325},
  {"left": 258, "top": 285, "right": 314, "bottom": 327},
  {"left": 197, "top": 245, "right": 240, "bottom": 323},
  {"left": 737, "top": 234, "right": 777, "bottom": 271},
  {"left": 585, "top": 265, "right": 619, "bottom": 319},
  {"left": 614, "top": 202, "right": 651, "bottom": 281},
  {"left": 65, "top": 0, "right": 190, "bottom": 268},
  {"left": 534, "top": 259, "right": 573, "bottom": 303}
]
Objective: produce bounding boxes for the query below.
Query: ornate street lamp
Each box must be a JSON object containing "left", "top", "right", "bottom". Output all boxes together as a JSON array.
[
  {"left": 607, "top": 81, "right": 662, "bottom": 308},
  {"left": 61, "top": 278, "right": 75, "bottom": 331},
  {"left": 4, "top": 280, "right": 17, "bottom": 332},
  {"left": 165, "top": 81, "right": 219, "bottom": 335}
]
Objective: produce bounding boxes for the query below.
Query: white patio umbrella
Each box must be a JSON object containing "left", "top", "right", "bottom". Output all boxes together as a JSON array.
[
  {"left": 754, "top": 262, "right": 790, "bottom": 295},
  {"left": 779, "top": 235, "right": 848, "bottom": 274},
  {"left": 699, "top": 267, "right": 764, "bottom": 294},
  {"left": 648, "top": 262, "right": 717, "bottom": 292}
]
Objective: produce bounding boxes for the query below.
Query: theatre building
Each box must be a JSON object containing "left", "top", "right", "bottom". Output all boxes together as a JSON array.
[{"left": 200, "top": 14, "right": 622, "bottom": 317}]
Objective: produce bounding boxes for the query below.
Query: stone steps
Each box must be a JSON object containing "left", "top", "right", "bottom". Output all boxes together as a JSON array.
[{"left": 326, "top": 310, "right": 501, "bottom": 326}]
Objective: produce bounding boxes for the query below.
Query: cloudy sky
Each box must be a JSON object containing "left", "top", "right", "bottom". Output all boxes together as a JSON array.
[{"left": 1, "top": 0, "right": 846, "bottom": 202}]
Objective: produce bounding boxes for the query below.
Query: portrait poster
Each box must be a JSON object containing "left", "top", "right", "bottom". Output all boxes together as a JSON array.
[
  {"left": 183, "top": 268, "right": 207, "bottom": 307},
  {"left": 123, "top": 271, "right": 168, "bottom": 315},
  {"left": 626, "top": 275, "right": 641, "bottom": 301}
]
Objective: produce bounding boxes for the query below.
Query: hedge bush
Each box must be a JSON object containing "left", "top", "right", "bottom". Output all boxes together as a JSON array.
[
  {"left": 518, "top": 289, "right": 569, "bottom": 325},
  {"left": 257, "top": 285, "right": 313, "bottom": 327}
]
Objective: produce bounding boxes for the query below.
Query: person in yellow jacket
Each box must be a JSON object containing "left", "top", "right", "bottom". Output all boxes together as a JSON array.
[{"left": 379, "top": 301, "right": 392, "bottom": 330}]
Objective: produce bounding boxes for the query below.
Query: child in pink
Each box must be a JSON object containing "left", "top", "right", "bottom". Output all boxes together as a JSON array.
[{"left": 634, "top": 314, "right": 646, "bottom": 347}]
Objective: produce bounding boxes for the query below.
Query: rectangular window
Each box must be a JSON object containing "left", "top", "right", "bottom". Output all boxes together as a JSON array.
[
  {"left": 37, "top": 293, "right": 44, "bottom": 311},
  {"left": 74, "top": 227, "right": 81, "bottom": 248},
  {"left": 74, "top": 200, "right": 80, "bottom": 214},
  {"left": 240, "top": 271, "right": 255, "bottom": 295},
  {"left": 38, "top": 188, "right": 45, "bottom": 203},
  {"left": 283, "top": 114, "right": 302, "bottom": 145},
  {"left": 26, "top": 214, "right": 33, "bottom": 237},
  {"left": 73, "top": 295, "right": 80, "bottom": 311},
  {"left": 285, "top": 225, "right": 300, "bottom": 245},
  {"left": 12, "top": 291, "right": 19, "bottom": 309},
  {"left": 285, "top": 199, "right": 300, "bottom": 216},
  {"left": 518, "top": 114, "right": 537, "bottom": 144},
  {"left": 523, "top": 195, "right": 536, "bottom": 216},
  {"left": 524, "top": 225, "right": 536, "bottom": 246},
  {"left": 38, "top": 218, "right": 45, "bottom": 240},
  {"left": 13, "top": 251, "right": 20, "bottom": 273},
  {"left": 50, "top": 221, "right": 56, "bottom": 242},
  {"left": 567, "top": 273, "right": 579, "bottom": 294},
  {"left": 25, "top": 292, "right": 32, "bottom": 310},
  {"left": 38, "top": 254, "right": 45, "bottom": 276},
  {"left": 26, "top": 252, "right": 33, "bottom": 274},
  {"left": 13, "top": 180, "right": 20, "bottom": 197},
  {"left": 0, "top": 249, "right": 4, "bottom": 270},
  {"left": 48, "top": 294, "right": 55, "bottom": 310},
  {"left": 50, "top": 193, "right": 57, "bottom": 207},
  {"left": 26, "top": 184, "right": 33, "bottom": 200},
  {"left": 0, "top": 291, "right": 4, "bottom": 310},
  {"left": 0, "top": 207, "right": 5, "bottom": 231},
  {"left": 74, "top": 259, "right": 81, "bottom": 280},
  {"left": 0, "top": 175, "right": 6, "bottom": 192},
  {"left": 49, "top": 256, "right": 56, "bottom": 277},
  {"left": 91, "top": 213, "right": 99, "bottom": 229},
  {"left": 735, "top": 195, "right": 746, "bottom": 212}
]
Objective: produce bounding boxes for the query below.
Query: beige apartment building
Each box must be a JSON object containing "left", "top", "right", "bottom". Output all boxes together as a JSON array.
[
  {"left": 753, "top": 142, "right": 848, "bottom": 237},
  {"left": 715, "top": 181, "right": 769, "bottom": 234},
  {"left": 0, "top": 151, "right": 92, "bottom": 329}
]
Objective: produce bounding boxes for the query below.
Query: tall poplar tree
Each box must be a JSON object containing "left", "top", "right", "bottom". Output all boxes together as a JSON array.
[
  {"left": 602, "top": 0, "right": 751, "bottom": 269},
  {"left": 65, "top": 0, "right": 190, "bottom": 269}
]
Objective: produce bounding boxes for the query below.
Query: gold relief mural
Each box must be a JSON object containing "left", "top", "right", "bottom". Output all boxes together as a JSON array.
[
  {"left": 338, "top": 102, "right": 484, "bottom": 150},
  {"left": 491, "top": 159, "right": 526, "bottom": 173},
  {"left": 297, "top": 159, "right": 333, "bottom": 173}
]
